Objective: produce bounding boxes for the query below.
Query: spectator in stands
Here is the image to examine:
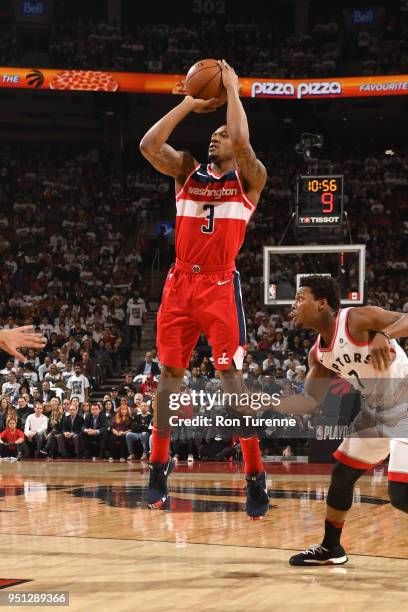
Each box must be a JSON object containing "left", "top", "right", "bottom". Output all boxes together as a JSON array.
[
  {"left": 189, "top": 367, "right": 204, "bottom": 392},
  {"left": 40, "top": 380, "right": 57, "bottom": 402},
  {"left": 262, "top": 351, "right": 281, "bottom": 371},
  {"left": 127, "top": 289, "right": 147, "bottom": 349},
  {"left": 139, "top": 373, "right": 158, "bottom": 396},
  {"left": 119, "top": 373, "right": 137, "bottom": 395},
  {"left": 23, "top": 363, "right": 38, "bottom": 385},
  {"left": 61, "top": 398, "right": 70, "bottom": 416},
  {"left": 44, "top": 364, "right": 63, "bottom": 387},
  {"left": 125, "top": 388, "right": 136, "bottom": 408},
  {"left": 126, "top": 401, "right": 152, "bottom": 461},
  {"left": 82, "top": 351, "right": 96, "bottom": 390},
  {"left": 282, "top": 352, "right": 300, "bottom": 371},
  {"left": 0, "top": 358, "right": 15, "bottom": 377},
  {"left": 56, "top": 404, "right": 84, "bottom": 458},
  {"left": 38, "top": 356, "right": 52, "bottom": 382},
  {"left": 0, "top": 397, "right": 9, "bottom": 430},
  {"left": 103, "top": 399, "right": 115, "bottom": 428},
  {"left": 15, "top": 397, "right": 33, "bottom": 428},
  {"left": 0, "top": 418, "right": 25, "bottom": 460},
  {"left": 110, "top": 387, "right": 120, "bottom": 411},
  {"left": 66, "top": 364, "right": 90, "bottom": 405},
  {"left": 42, "top": 402, "right": 52, "bottom": 418},
  {"left": 81, "top": 402, "right": 108, "bottom": 459},
  {"left": 81, "top": 401, "right": 91, "bottom": 419},
  {"left": 135, "top": 352, "right": 161, "bottom": 377},
  {"left": 4, "top": 405, "right": 20, "bottom": 429},
  {"left": 94, "top": 340, "right": 113, "bottom": 377},
  {"left": 108, "top": 404, "right": 132, "bottom": 461},
  {"left": 24, "top": 402, "right": 48, "bottom": 458},
  {"left": 2, "top": 372, "right": 20, "bottom": 403},
  {"left": 132, "top": 392, "right": 143, "bottom": 413}
]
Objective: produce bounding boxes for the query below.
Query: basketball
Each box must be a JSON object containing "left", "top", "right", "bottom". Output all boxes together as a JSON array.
[{"left": 185, "top": 58, "right": 227, "bottom": 106}]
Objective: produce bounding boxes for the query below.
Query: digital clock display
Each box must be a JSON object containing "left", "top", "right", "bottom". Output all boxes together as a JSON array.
[{"left": 296, "top": 174, "right": 344, "bottom": 227}]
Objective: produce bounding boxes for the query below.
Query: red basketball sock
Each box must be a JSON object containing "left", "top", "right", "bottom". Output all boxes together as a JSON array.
[
  {"left": 240, "top": 436, "right": 263, "bottom": 475},
  {"left": 150, "top": 427, "right": 171, "bottom": 464}
]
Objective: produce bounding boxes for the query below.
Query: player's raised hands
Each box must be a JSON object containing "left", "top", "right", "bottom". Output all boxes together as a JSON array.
[
  {"left": 0, "top": 326, "right": 46, "bottom": 362},
  {"left": 184, "top": 95, "right": 221, "bottom": 113},
  {"left": 218, "top": 59, "right": 239, "bottom": 91},
  {"left": 368, "top": 332, "right": 392, "bottom": 371}
]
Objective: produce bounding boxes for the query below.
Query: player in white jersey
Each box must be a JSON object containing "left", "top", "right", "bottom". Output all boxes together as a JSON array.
[{"left": 274, "top": 275, "right": 408, "bottom": 566}]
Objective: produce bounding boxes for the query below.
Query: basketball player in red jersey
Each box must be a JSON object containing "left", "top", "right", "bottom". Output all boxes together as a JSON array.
[
  {"left": 273, "top": 275, "right": 408, "bottom": 565},
  {"left": 140, "top": 60, "right": 269, "bottom": 517}
]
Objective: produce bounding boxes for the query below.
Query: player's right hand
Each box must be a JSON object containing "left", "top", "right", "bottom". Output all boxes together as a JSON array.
[{"left": 184, "top": 95, "right": 220, "bottom": 113}]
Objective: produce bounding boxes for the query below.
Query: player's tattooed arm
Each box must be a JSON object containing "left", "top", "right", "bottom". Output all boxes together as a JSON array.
[
  {"left": 219, "top": 60, "right": 267, "bottom": 196},
  {"left": 140, "top": 144, "right": 197, "bottom": 183},
  {"left": 140, "top": 95, "right": 217, "bottom": 182},
  {"left": 233, "top": 145, "right": 267, "bottom": 192}
]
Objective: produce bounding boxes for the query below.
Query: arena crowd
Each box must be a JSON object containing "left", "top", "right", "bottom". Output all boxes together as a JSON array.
[
  {"left": 1, "top": 9, "right": 408, "bottom": 78},
  {"left": 0, "top": 142, "right": 407, "bottom": 461}
]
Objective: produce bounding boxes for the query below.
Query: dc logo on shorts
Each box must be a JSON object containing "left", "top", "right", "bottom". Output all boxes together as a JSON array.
[{"left": 218, "top": 352, "right": 230, "bottom": 365}]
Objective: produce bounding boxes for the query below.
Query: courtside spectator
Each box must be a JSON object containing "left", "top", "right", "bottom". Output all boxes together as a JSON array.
[
  {"left": 126, "top": 401, "right": 152, "bottom": 461},
  {"left": 55, "top": 404, "right": 84, "bottom": 458},
  {"left": 81, "top": 403, "right": 108, "bottom": 459},
  {"left": 24, "top": 403, "right": 49, "bottom": 458},
  {"left": 108, "top": 404, "right": 132, "bottom": 461},
  {"left": 40, "top": 402, "right": 64, "bottom": 458},
  {"left": 0, "top": 418, "right": 25, "bottom": 460}
]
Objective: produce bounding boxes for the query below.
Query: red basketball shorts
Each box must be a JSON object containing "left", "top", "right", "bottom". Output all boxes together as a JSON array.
[{"left": 157, "top": 260, "right": 246, "bottom": 370}]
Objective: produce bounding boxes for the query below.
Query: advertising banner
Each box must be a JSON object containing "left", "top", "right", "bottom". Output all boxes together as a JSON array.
[{"left": 1, "top": 67, "right": 408, "bottom": 99}]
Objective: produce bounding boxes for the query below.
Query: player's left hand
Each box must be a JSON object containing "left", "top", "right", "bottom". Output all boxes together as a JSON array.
[
  {"left": 369, "top": 332, "right": 391, "bottom": 371},
  {"left": 218, "top": 59, "right": 239, "bottom": 91},
  {"left": 0, "top": 326, "right": 46, "bottom": 362}
]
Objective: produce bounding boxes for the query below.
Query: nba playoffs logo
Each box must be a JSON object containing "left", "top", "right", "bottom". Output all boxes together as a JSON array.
[
  {"left": 315, "top": 426, "right": 324, "bottom": 440},
  {"left": 217, "top": 352, "right": 229, "bottom": 365}
]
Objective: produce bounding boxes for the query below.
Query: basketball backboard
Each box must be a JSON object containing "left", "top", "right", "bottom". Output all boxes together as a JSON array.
[{"left": 263, "top": 244, "right": 366, "bottom": 306}]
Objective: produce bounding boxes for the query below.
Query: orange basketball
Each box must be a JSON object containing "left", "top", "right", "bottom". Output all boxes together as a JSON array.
[{"left": 185, "top": 59, "right": 227, "bottom": 107}]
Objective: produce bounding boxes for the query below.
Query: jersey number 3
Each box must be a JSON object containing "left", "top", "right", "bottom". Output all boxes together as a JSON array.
[{"left": 201, "top": 204, "right": 215, "bottom": 234}]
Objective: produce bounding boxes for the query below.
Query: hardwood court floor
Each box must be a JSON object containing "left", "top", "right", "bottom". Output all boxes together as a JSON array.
[{"left": 0, "top": 460, "right": 407, "bottom": 612}]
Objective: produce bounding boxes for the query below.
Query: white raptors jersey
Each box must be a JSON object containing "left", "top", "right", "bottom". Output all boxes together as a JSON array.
[{"left": 315, "top": 308, "right": 408, "bottom": 409}]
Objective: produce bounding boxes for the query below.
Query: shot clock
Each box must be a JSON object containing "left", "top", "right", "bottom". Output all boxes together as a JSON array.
[{"left": 296, "top": 175, "right": 344, "bottom": 227}]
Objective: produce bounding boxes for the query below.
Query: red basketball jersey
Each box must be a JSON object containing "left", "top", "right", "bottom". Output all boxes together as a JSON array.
[{"left": 175, "top": 163, "right": 256, "bottom": 266}]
